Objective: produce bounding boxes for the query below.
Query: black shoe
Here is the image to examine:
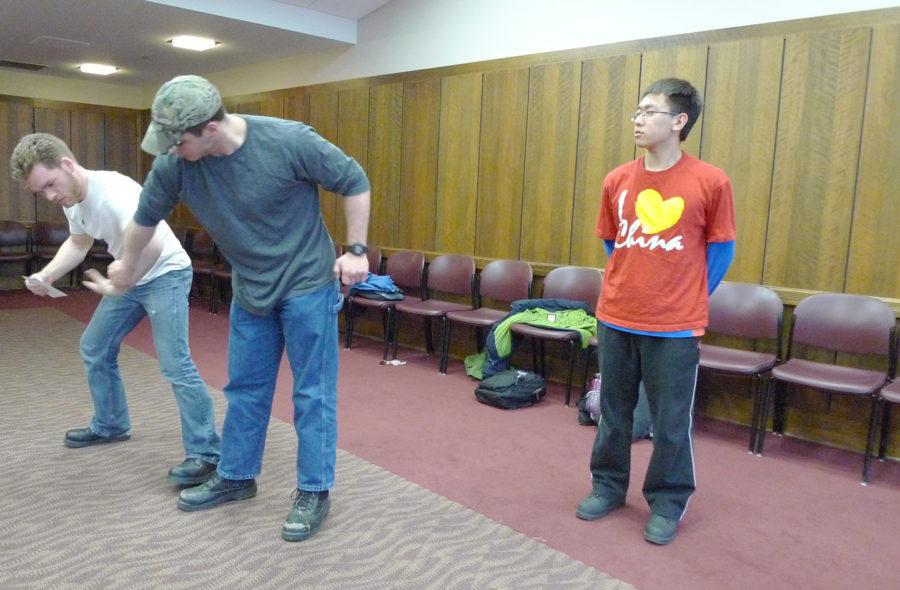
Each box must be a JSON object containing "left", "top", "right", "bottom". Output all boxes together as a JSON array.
[
  {"left": 644, "top": 514, "right": 679, "bottom": 545},
  {"left": 64, "top": 427, "right": 130, "bottom": 448},
  {"left": 575, "top": 493, "right": 625, "bottom": 521},
  {"left": 281, "top": 490, "right": 330, "bottom": 542},
  {"left": 167, "top": 458, "right": 218, "bottom": 485},
  {"left": 176, "top": 473, "right": 257, "bottom": 512}
]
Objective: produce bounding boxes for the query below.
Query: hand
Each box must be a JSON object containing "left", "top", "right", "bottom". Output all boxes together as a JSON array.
[
  {"left": 82, "top": 268, "right": 127, "bottom": 296},
  {"left": 333, "top": 253, "right": 369, "bottom": 286},
  {"left": 107, "top": 260, "right": 136, "bottom": 289},
  {"left": 23, "top": 272, "right": 51, "bottom": 296}
]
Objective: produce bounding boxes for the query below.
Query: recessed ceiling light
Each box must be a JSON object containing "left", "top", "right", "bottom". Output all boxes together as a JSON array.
[
  {"left": 78, "top": 63, "right": 117, "bottom": 76},
  {"left": 168, "top": 36, "right": 219, "bottom": 52}
]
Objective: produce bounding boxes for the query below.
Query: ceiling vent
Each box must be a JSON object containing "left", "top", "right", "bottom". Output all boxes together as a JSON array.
[{"left": 0, "top": 59, "right": 47, "bottom": 71}]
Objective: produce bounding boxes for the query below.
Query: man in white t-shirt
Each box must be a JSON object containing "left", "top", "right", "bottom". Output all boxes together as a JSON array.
[{"left": 10, "top": 133, "right": 220, "bottom": 485}]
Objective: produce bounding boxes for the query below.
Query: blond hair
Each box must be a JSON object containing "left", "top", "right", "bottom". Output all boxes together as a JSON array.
[{"left": 9, "top": 133, "right": 76, "bottom": 183}]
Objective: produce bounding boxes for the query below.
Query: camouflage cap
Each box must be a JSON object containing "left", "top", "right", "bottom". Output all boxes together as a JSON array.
[{"left": 141, "top": 75, "right": 223, "bottom": 155}]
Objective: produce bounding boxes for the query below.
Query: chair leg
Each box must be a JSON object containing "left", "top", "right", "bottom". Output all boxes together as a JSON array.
[
  {"left": 756, "top": 378, "right": 776, "bottom": 455},
  {"left": 773, "top": 381, "right": 787, "bottom": 435},
  {"left": 580, "top": 345, "right": 595, "bottom": 400},
  {"left": 382, "top": 308, "right": 393, "bottom": 362},
  {"left": 423, "top": 318, "right": 434, "bottom": 355},
  {"left": 862, "top": 396, "right": 882, "bottom": 485},
  {"left": 439, "top": 319, "right": 451, "bottom": 374},
  {"left": 539, "top": 340, "right": 547, "bottom": 377},
  {"left": 748, "top": 375, "right": 763, "bottom": 454},
  {"left": 391, "top": 310, "right": 401, "bottom": 360},
  {"left": 878, "top": 401, "right": 892, "bottom": 461},
  {"left": 344, "top": 298, "right": 356, "bottom": 350},
  {"left": 564, "top": 341, "right": 576, "bottom": 406}
]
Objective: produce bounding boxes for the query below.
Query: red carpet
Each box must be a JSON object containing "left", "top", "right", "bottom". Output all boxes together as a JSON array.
[{"left": 4, "top": 288, "right": 899, "bottom": 590}]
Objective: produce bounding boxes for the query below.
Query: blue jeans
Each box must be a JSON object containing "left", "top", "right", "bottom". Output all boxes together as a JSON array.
[
  {"left": 80, "top": 267, "right": 220, "bottom": 462},
  {"left": 218, "top": 280, "right": 341, "bottom": 491}
]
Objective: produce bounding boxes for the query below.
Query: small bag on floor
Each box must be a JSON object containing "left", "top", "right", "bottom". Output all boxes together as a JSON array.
[{"left": 474, "top": 369, "right": 546, "bottom": 409}]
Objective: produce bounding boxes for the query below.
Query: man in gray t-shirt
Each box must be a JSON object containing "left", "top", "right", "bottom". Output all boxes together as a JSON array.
[{"left": 95, "top": 75, "right": 371, "bottom": 543}]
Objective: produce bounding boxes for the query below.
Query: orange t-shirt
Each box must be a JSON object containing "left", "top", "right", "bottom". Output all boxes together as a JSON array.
[{"left": 595, "top": 153, "right": 735, "bottom": 333}]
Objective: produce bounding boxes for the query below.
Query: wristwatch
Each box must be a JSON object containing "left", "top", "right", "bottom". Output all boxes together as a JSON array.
[{"left": 347, "top": 242, "right": 368, "bottom": 256}]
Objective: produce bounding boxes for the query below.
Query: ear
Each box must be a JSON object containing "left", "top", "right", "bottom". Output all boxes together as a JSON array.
[
  {"left": 60, "top": 157, "right": 77, "bottom": 173},
  {"left": 671, "top": 112, "right": 688, "bottom": 134}
]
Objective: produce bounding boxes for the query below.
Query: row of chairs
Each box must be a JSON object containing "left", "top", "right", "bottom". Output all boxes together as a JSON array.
[
  {"left": 343, "top": 249, "right": 605, "bottom": 406},
  {"left": 695, "top": 284, "right": 897, "bottom": 485},
  {"left": 0, "top": 220, "right": 113, "bottom": 285}
]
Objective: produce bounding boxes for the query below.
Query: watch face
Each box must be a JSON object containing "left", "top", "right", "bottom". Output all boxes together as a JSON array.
[{"left": 348, "top": 243, "right": 367, "bottom": 256}]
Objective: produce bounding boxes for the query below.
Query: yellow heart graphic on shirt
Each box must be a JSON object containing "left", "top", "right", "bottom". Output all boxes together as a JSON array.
[{"left": 635, "top": 189, "right": 684, "bottom": 235}]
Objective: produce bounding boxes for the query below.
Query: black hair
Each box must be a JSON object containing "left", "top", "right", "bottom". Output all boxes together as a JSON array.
[{"left": 642, "top": 78, "right": 702, "bottom": 141}]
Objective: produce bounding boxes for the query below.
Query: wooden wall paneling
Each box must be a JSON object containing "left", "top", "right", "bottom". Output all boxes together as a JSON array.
[
  {"left": 284, "top": 93, "right": 310, "bottom": 123},
  {"left": 104, "top": 113, "right": 140, "bottom": 182},
  {"left": 32, "top": 107, "right": 72, "bottom": 223},
  {"left": 70, "top": 111, "right": 105, "bottom": 173},
  {"left": 763, "top": 28, "right": 871, "bottom": 292},
  {"left": 236, "top": 102, "right": 261, "bottom": 115},
  {"left": 367, "top": 83, "right": 402, "bottom": 248},
  {"left": 335, "top": 87, "right": 370, "bottom": 244},
  {"left": 702, "top": 37, "right": 784, "bottom": 284},
  {"left": 399, "top": 78, "right": 441, "bottom": 251},
  {"left": 0, "top": 98, "right": 36, "bottom": 222},
  {"left": 520, "top": 61, "right": 581, "bottom": 264},
  {"left": 638, "top": 45, "right": 710, "bottom": 157},
  {"left": 845, "top": 24, "right": 900, "bottom": 300},
  {"left": 475, "top": 68, "right": 529, "bottom": 260},
  {"left": 571, "top": 54, "right": 641, "bottom": 268},
  {"left": 308, "top": 92, "right": 341, "bottom": 235},
  {"left": 435, "top": 73, "right": 482, "bottom": 254}
]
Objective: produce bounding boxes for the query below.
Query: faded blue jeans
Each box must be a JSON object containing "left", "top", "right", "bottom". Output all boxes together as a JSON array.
[
  {"left": 80, "top": 267, "right": 220, "bottom": 462},
  {"left": 217, "top": 280, "right": 341, "bottom": 491}
]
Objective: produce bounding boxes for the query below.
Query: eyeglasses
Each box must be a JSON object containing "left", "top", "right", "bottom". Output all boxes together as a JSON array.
[{"left": 630, "top": 109, "right": 680, "bottom": 122}]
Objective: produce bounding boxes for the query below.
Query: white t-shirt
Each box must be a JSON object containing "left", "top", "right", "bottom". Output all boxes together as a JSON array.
[{"left": 64, "top": 170, "right": 191, "bottom": 285}]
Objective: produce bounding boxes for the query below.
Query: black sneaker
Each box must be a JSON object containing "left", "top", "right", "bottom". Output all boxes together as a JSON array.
[
  {"left": 575, "top": 493, "right": 624, "bottom": 521},
  {"left": 176, "top": 473, "right": 256, "bottom": 512},
  {"left": 167, "top": 458, "right": 218, "bottom": 485},
  {"left": 64, "top": 427, "right": 130, "bottom": 448},
  {"left": 281, "top": 489, "right": 330, "bottom": 542}
]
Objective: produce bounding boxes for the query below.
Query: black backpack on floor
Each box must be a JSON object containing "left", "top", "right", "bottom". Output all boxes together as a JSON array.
[{"left": 475, "top": 369, "right": 546, "bottom": 409}]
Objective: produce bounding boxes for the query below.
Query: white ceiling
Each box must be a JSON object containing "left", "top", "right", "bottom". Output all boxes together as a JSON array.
[{"left": 0, "top": 0, "right": 391, "bottom": 87}]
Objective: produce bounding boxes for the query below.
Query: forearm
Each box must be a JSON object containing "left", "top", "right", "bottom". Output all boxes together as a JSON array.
[
  {"left": 342, "top": 191, "right": 370, "bottom": 244},
  {"left": 121, "top": 220, "right": 157, "bottom": 268},
  {"left": 130, "top": 226, "right": 166, "bottom": 282},
  {"left": 38, "top": 236, "right": 92, "bottom": 283}
]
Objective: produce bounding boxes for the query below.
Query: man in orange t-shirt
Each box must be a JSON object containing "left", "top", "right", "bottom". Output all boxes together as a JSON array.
[{"left": 575, "top": 78, "right": 736, "bottom": 545}]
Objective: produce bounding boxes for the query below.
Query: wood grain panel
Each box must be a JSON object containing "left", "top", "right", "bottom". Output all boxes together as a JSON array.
[
  {"left": 284, "top": 93, "right": 310, "bottom": 123},
  {"left": 33, "top": 108, "right": 72, "bottom": 223},
  {"left": 475, "top": 68, "right": 528, "bottom": 259},
  {"left": 702, "top": 37, "right": 783, "bottom": 284},
  {"left": 845, "top": 24, "right": 900, "bottom": 299},
  {"left": 763, "top": 28, "right": 871, "bottom": 292},
  {"left": 367, "top": 83, "right": 402, "bottom": 248},
  {"left": 571, "top": 54, "right": 641, "bottom": 268},
  {"left": 335, "top": 87, "right": 370, "bottom": 243},
  {"left": 399, "top": 79, "right": 440, "bottom": 251},
  {"left": 520, "top": 61, "right": 581, "bottom": 264},
  {"left": 639, "top": 45, "right": 709, "bottom": 156},
  {"left": 435, "top": 73, "right": 482, "bottom": 254},
  {"left": 308, "top": 92, "right": 340, "bottom": 235},
  {"left": 104, "top": 113, "right": 140, "bottom": 181},
  {"left": 0, "top": 98, "right": 34, "bottom": 222},
  {"left": 70, "top": 111, "right": 104, "bottom": 173}
]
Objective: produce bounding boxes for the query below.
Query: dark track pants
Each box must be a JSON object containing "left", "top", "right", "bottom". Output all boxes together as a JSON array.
[{"left": 588, "top": 325, "right": 700, "bottom": 520}]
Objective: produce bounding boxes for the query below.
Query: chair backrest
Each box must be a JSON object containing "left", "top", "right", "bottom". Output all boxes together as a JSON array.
[
  {"left": 478, "top": 259, "right": 533, "bottom": 305},
  {"left": 0, "top": 221, "right": 29, "bottom": 249},
  {"left": 708, "top": 283, "right": 783, "bottom": 341},
  {"left": 189, "top": 229, "right": 216, "bottom": 258},
  {"left": 31, "top": 221, "right": 69, "bottom": 248},
  {"left": 541, "top": 266, "right": 603, "bottom": 310},
  {"left": 366, "top": 246, "right": 383, "bottom": 274},
  {"left": 790, "top": 293, "right": 895, "bottom": 357},
  {"left": 425, "top": 254, "right": 475, "bottom": 297},
  {"left": 384, "top": 250, "right": 425, "bottom": 292}
]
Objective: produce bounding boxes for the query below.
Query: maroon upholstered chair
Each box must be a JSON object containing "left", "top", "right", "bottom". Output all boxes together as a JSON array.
[
  {"left": 0, "top": 220, "right": 32, "bottom": 278},
  {"left": 31, "top": 221, "right": 78, "bottom": 286},
  {"left": 762, "top": 293, "right": 895, "bottom": 484},
  {"left": 344, "top": 250, "right": 424, "bottom": 363},
  {"left": 441, "top": 259, "right": 533, "bottom": 374},
  {"left": 510, "top": 266, "right": 603, "bottom": 406},
  {"left": 392, "top": 254, "right": 476, "bottom": 370},
  {"left": 870, "top": 341, "right": 900, "bottom": 482},
  {"left": 699, "top": 283, "right": 783, "bottom": 454}
]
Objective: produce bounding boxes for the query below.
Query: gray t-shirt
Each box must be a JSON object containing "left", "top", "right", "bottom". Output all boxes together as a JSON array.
[{"left": 135, "top": 115, "right": 370, "bottom": 315}]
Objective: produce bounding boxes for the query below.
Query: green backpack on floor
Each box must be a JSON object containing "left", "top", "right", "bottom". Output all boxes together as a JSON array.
[{"left": 475, "top": 369, "right": 546, "bottom": 409}]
